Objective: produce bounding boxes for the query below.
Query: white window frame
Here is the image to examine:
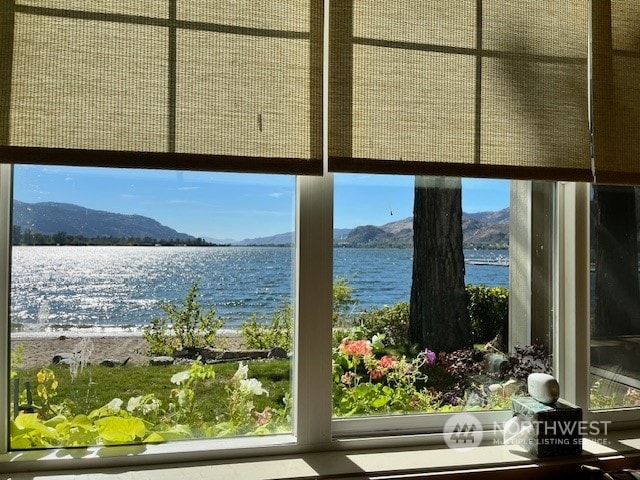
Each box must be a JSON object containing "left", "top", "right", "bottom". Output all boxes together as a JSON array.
[
  {"left": 331, "top": 178, "right": 554, "bottom": 442},
  {"left": 1, "top": 168, "right": 639, "bottom": 472}
]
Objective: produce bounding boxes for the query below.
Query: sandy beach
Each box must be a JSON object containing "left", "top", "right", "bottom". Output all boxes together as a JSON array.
[{"left": 10, "top": 333, "right": 245, "bottom": 370}]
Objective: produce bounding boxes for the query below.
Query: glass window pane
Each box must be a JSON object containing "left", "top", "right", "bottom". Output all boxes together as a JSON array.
[
  {"left": 332, "top": 174, "right": 554, "bottom": 418},
  {"left": 589, "top": 184, "right": 640, "bottom": 410},
  {"left": 9, "top": 165, "right": 295, "bottom": 448}
]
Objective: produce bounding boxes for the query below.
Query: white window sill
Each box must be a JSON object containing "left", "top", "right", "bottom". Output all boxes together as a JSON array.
[{"left": 3, "top": 431, "right": 640, "bottom": 480}]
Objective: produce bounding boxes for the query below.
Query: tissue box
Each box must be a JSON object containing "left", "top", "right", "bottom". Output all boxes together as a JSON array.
[{"left": 511, "top": 396, "right": 583, "bottom": 458}]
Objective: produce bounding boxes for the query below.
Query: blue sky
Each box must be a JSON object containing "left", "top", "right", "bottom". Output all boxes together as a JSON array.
[{"left": 13, "top": 166, "right": 509, "bottom": 241}]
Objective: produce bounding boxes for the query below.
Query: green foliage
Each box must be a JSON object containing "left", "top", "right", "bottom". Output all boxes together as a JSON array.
[
  {"left": 355, "top": 302, "right": 409, "bottom": 346},
  {"left": 11, "top": 344, "right": 23, "bottom": 380},
  {"left": 466, "top": 285, "right": 509, "bottom": 343},
  {"left": 241, "top": 277, "right": 358, "bottom": 350},
  {"left": 333, "top": 276, "right": 359, "bottom": 327},
  {"left": 240, "top": 303, "right": 293, "bottom": 351},
  {"left": 590, "top": 378, "right": 640, "bottom": 409},
  {"left": 331, "top": 334, "right": 528, "bottom": 416},
  {"left": 334, "top": 280, "right": 510, "bottom": 349},
  {"left": 332, "top": 336, "right": 438, "bottom": 415},
  {"left": 143, "top": 282, "right": 224, "bottom": 356}
]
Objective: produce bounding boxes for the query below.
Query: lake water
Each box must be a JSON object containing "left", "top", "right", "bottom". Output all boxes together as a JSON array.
[{"left": 10, "top": 246, "right": 508, "bottom": 334}]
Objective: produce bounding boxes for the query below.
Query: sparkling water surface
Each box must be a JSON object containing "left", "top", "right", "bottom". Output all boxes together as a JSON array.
[{"left": 11, "top": 246, "right": 508, "bottom": 334}]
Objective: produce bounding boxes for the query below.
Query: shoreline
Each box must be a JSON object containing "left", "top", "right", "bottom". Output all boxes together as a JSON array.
[
  {"left": 11, "top": 331, "right": 244, "bottom": 370},
  {"left": 11, "top": 327, "right": 241, "bottom": 340}
]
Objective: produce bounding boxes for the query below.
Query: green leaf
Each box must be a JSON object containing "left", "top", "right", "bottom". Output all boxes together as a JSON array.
[
  {"left": 10, "top": 434, "right": 32, "bottom": 449},
  {"left": 66, "top": 431, "right": 99, "bottom": 446},
  {"left": 371, "top": 395, "right": 390, "bottom": 408},
  {"left": 95, "top": 416, "right": 147, "bottom": 444},
  {"left": 147, "top": 424, "right": 192, "bottom": 441},
  {"left": 14, "top": 413, "right": 59, "bottom": 440},
  {"left": 71, "top": 414, "right": 93, "bottom": 430},
  {"left": 44, "top": 414, "right": 68, "bottom": 428},
  {"left": 143, "top": 432, "right": 166, "bottom": 443}
]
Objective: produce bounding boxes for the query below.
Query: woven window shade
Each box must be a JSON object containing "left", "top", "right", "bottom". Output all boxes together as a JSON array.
[
  {"left": 591, "top": 0, "right": 640, "bottom": 185},
  {"left": 0, "top": 0, "right": 322, "bottom": 174},
  {"left": 329, "top": 0, "right": 592, "bottom": 181}
]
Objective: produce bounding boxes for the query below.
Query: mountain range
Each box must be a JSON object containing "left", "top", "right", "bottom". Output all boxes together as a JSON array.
[
  {"left": 12, "top": 200, "right": 510, "bottom": 248},
  {"left": 13, "top": 200, "right": 194, "bottom": 241},
  {"left": 239, "top": 208, "right": 509, "bottom": 248}
]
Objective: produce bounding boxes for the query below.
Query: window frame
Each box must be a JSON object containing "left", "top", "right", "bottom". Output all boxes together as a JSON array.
[{"left": 0, "top": 168, "right": 639, "bottom": 469}]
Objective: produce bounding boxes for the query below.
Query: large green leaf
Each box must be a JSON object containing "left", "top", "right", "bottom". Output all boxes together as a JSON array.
[{"left": 95, "top": 416, "right": 147, "bottom": 444}]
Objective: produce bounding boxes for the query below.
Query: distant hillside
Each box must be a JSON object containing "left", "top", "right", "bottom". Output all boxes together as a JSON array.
[
  {"left": 237, "top": 231, "right": 293, "bottom": 246},
  {"left": 237, "top": 228, "right": 352, "bottom": 246},
  {"left": 12, "top": 200, "right": 509, "bottom": 248},
  {"left": 241, "top": 208, "right": 510, "bottom": 248},
  {"left": 13, "top": 201, "right": 193, "bottom": 241}
]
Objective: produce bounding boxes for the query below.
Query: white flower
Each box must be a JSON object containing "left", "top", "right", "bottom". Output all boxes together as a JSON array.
[
  {"left": 233, "top": 361, "right": 249, "bottom": 381},
  {"left": 127, "top": 396, "right": 142, "bottom": 412},
  {"left": 107, "top": 398, "right": 123, "bottom": 411},
  {"left": 142, "top": 398, "right": 161, "bottom": 414},
  {"left": 239, "top": 378, "right": 269, "bottom": 396},
  {"left": 175, "top": 389, "right": 187, "bottom": 406},
  {"left": 171, "top": 370, "right": 190, "bottom": 385}
]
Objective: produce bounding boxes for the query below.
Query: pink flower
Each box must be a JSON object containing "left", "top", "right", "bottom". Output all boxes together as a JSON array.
[
  {"left": 379, "top": 355, "right": 398, "bottom": 369},
  {"left": 255, "top": 406, "right": 272, "bottom": 426},
  {"left": 625, "top": 388, "right": 640, "bottom": 405},
  {"left": 368, "top": 355, "right": 398, "bottom": 380},
  {"left": 339, "top": 339, "right": 373, "bottom": 357},
  {"left": 340, "top": 372, "right": 355, "bottom": 385}
]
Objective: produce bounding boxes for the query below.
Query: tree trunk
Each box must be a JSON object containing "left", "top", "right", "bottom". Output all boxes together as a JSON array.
[
  {"left": 593, "top": 185, "right": 640, "bottom": 337},
  {"left": 408, "top": 177, "right": 472, "bottom": 352}
]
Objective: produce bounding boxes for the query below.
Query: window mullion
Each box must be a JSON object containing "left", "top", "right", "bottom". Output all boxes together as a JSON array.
[
  {"left": 294, "top": 174, "right": 334, "bottom": 447},
  {"left": 557, "top": 181, "right": 590, "bottom": 409},
  {"left": 0, "top": 164, "right": 12, "bottom": 455}
]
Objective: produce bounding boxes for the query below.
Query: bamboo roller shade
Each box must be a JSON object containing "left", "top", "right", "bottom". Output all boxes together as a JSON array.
[
  {"left": 1, "top": 1, "right": 639, "bottom": 184},
  {"left": 0, "top": 0, "right": 323, "bottom": 174}
]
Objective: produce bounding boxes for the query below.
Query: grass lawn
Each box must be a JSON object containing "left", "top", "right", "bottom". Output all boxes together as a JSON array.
[{"left": 12, "top": 359, "right": 291, "bottom": 423}]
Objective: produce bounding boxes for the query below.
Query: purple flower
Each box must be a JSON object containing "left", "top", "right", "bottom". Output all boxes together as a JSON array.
[
  {"left": 450, "top": 395, "right": 459, "bottom": 406},
  {"left": 424, "top": 349, "right": 436, "bottom": 365}
]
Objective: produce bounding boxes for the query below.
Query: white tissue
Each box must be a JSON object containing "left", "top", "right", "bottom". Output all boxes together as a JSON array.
[{"left": 503, "top": 413, "right": 534, "bottom": 446}]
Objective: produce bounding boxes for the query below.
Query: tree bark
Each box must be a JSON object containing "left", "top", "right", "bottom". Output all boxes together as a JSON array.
[
  {"left": 408, "top": 177, "right": 472, "bottom": 352},
  {"left": 593, "top": 185, "right": 640, "bottom": 338}
]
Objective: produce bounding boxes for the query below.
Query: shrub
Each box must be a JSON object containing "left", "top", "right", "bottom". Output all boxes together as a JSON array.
[
  {"left": 354, "top": 302, "right": 409, "bottom": 346},
  {"left": 503, "top": 344, "right": 552, "bottom": 381},
  {"left": 241, "top": 303, "right": 293, "bottom": 352},
  {"left": 143, "top": 282, "right": 224, "bottom": 356},
  {"left": 243, "top": 277, "right": 357, "bottom": 350},
  {"left": 466, "top": 284, "right": 509, "bottom": 344},
  {"left": 333, "top": 276, "right": 359, "bottom": 327},
  {"left": 341, "top": 285, "right": 508, "bottom": 350}
]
